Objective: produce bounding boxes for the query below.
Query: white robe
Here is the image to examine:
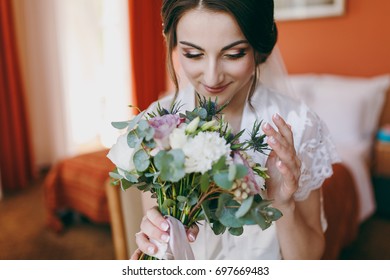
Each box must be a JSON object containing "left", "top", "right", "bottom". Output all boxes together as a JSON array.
[{"left": 145, "top": 84, "right": 340, "bottom": 259}]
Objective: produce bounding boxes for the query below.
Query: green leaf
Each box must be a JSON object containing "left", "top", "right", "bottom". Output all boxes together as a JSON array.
[
  {"left": 235, "top": 164, "right": 248, "bottom": 179},
  {"left": 154, "top": 150, "right": 185, "bottom": 182},
  {"left": 200, "top": 173, "right": 210, "bottom": 192},
  {"left": 216, "top": 194, "right": 244, "bottom": 228},
  {"left": 212, "top": 156, "right": 227, "bottom": 172},
  {"left": 124, "top": 172, "right": 139, "bottom": 183},
  {"left": 111, "top": 121, "right": 130, "bottom": 129},
  {"left": 120, "top": 178, "right": 133, "bottom": 191},
  {"left": 228, "top": 227, "right": 243, "bottom": 236},
  {"left": 177, "top": 196, "right": 188, "bottom": 203},
  {"left": 228, "top": 164, "right": 236, "bottom": 181},
  {"left": 214, "top": 171, "right": 233, "bottom": 190},
  {"left": 109, "top": 171, "right": 123, "bottom": 180},
  {"left": 127, "top": 111, "right": 145, "bottom": 131},
  {"left": 264, "top": 207, "right": 283, "bottom": 221},
  {"left": 211, "top": 221, "right": 226, "bottom": 235},
  {"left": 134, "top": 149, "right": 150, "bottom": 172},
  {"left": 235, "top": 196, "right": 254, "bottom": 218},
  {"left": 251, "top": 208, "right": 271, "bottom": 230},
  {"left": 162, "top": 199, "right": 176, "bottom": 209},
  {"left": 127, "top": 131, "right": 141, "bottom": 148}
]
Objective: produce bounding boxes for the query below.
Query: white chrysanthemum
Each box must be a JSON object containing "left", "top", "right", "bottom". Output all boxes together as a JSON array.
[{"left": 182, "top": 131, "right": 230, "bottom": 174}]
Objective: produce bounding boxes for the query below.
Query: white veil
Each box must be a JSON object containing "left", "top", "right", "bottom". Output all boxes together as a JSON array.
[{"left": 259, "top": 45, "right": 297, "bottom": 99}]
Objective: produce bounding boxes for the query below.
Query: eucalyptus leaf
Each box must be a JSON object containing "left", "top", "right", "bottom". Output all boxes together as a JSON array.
[
  {"left": 127, "top": 131, "right": 142, "bottom": 148},
  {"left": 228, "top": 226, "right": 243, "bottom": 236},
  {"left": 162, "top": 198, "right": 176, "bottom": 209},
  {"left": 211, "top": 221, "right": 226, "bottom": 235},
  {"left": 111, "top": 121, "right": 129, "bottom": 129},
  {"left": 154, "top": 149, "right": 185, "bottom": 182},
  {"left": 127, "top": 111, "right": 145, "bottom": 131},
  {"left": 120, "top": 178, "right": 133, "bottom": 191},
  {"left": 235, "top": 164, "right": 248, "bottom": 179},
  {"left": 235, "top": 195, "right": 254, "bottom": 218},
  {"left": 228, "top": 164, "right": 236, "bottom": 181},
  {"left": 134, "top": 149, "right": 150, "bottom": 172},
  {"left": 109, "top": 171, "right": 123, "bottom": 180},
  {"left": 214, "top": 171, "right": 233, "bottom": 190},
  {"left": 264, "top": 207, "right": 283, "bottom": 221},
  {"left": 251, "top": 208, "right": 271, "bottom": 230}
]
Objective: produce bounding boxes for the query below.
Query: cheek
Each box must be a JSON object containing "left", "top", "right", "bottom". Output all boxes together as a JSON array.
[
  {"left": 225, "top": 59, "right": 255, "bottom": 79},
  {"left": 179, "top": 57, "right": 201, "bottom": 80}
]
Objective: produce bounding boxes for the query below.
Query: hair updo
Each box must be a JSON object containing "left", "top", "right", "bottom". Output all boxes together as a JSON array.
[{"left": 161, "top": 0, "right": 278, "bottom": 100}]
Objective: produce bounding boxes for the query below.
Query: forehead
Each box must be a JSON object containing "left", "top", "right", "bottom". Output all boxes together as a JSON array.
[{"left": 176, "top": 9, "right": 246, "bottom": 46}]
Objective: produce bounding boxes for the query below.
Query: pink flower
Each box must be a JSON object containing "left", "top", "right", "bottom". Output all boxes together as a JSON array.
[
  {"left": 233, "top": 151, "right": 264, "bottom": 194},
  {"left": 148, "top": 114, "right": 184, "bottom": 149}
]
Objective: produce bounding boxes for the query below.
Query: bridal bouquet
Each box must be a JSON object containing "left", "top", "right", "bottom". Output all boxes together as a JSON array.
[{"left": 107, "top": 95, "right": 282, "bottom": 260}]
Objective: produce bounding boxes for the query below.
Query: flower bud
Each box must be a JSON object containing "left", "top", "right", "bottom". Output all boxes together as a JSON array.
[
  {"left": 200, "top": 120, "right": 217, "bottom": 131},
  {"left": 185, "top": 116, "right": 200, "bottom": 134}
]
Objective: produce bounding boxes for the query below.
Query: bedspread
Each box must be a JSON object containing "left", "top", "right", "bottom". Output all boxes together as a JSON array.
[
  {"left": 322, "top": 163, "right": 360, "bottom": 259},
  {"left": 44, "top": 149, "right": 114, "bottom": 232}
]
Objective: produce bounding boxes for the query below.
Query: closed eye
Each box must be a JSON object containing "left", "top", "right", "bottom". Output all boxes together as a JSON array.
[
  {"left": 183, "top": 52, "right": 203, "bottom": 59},
  {"left": 224, "top": 49, "right": 247, "bottom": 59}
]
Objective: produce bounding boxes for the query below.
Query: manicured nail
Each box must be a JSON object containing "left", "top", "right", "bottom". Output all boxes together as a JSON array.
[
  {"left": 148, "top": 246, "right": 155, "bottom": 254},
  {"left": 274, "top": 113, "right": 281, "bottom": 120},
  {"left": 263, "top": 122, "right": 271, "bottom": 131},
  {"left": 269, "top": 136, "right": 277, "bottom": 144},
  {"left": 161, "top": 222, "right": 169, "bottom": 231},
  {"left": 161, "top": 234, "right": 170, "bottom": 242},
  {"left": 188, "top": 233, "right": 195, "bottom": 242}
]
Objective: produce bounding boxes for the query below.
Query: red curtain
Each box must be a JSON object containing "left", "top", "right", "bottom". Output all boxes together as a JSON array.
[
  {"left": 0, "top": 0, "right": 35, "bottom": 191},
  {"left": 128, "top": 0, "right": 166, "bottom": 111}
]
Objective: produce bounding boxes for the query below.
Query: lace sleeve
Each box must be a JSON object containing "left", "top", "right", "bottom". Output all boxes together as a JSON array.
[{"left": 294, "top": 108, "right": 341, "bottom": 201}]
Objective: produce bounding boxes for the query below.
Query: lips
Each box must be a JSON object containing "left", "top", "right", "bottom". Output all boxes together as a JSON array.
[{"left": 203, "top": 83, "right": 231, "bottom": 94}]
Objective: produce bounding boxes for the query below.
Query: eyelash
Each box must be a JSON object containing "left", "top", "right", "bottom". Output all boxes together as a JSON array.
[{"left": 182, "top": 49, "right": 247, "bottom": 60}]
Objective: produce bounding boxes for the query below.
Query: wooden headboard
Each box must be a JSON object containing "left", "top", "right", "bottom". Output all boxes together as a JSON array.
[{"left": 379, "top": 88, "right": 390, "bottom": 127}]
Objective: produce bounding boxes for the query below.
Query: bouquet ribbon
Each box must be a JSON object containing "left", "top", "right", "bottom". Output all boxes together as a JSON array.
[{"left": 149, "top": 216, "right": 195, "bottom": 260}]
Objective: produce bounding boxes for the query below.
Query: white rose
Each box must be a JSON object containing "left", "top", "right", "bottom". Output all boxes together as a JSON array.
[
  {"left": 169, "top": 128, "right": 188, "bottom": 149},
  {"left": 107, "top": 133, "right": 136, "bottom": 177}
]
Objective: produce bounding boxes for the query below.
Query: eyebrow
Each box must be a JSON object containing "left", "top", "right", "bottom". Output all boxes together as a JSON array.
[{"left": 179, "top": 40, "right": 248, "bottom": 52}]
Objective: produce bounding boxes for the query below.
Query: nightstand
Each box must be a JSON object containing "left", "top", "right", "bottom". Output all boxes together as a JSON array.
[{"left": 372, "top": 141, "right": 390, "bottom": 217}]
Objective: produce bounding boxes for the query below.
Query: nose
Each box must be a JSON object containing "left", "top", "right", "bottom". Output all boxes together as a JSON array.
[{"left": 203, "top": 58, "right": 223, "bottom": 87}]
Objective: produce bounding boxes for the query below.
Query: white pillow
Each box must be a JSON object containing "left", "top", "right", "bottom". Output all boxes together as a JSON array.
[{"left": 309, "top": 74, "right": 390, "bottom": 146}]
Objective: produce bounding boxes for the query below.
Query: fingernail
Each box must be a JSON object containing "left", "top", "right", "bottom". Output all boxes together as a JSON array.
[
  {"left": 161, "top": 234, "right": 170, "bottom": 242},
  {"left": 263, "top": 122, "right": 271, "bottom": 131},
  {"left": 161, "top": 222, "right": 169, "bottom": 231},
  {"left": 188, "top": 233, "right": 195, "bottom": 242},
  {"left": 148, "top": 246, "right": 155, "bottom": 254},
  {"left": 274, "top": 113, "right": 281, "bottom": 120},
  {"left": 269, "top": 136, "right": 277, "bottom": 144}
]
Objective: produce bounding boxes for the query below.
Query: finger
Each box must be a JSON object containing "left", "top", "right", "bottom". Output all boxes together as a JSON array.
[
  {"left": 186, "top": 224, "right": 199, "bottom": 243},
  {"left": 272, "top": 113, "right": 294, "bottom": 146},
  {"left": 140, "top": 215, "right": 170, "bottom": 243},
  {"left": 130, "top": 248, "right": 142, "bottom": 260},
  {"left": 276, "top": 161, "right": 299, "bottom": 195},
  {"left": 135, "top": 231, "right": 157, "bottom": 256},
  {"left": 146, "top": 207, "right": 170, "bottom": 231},
  {"left": 262, "top": 122, "right": 289, "bottom": 148}
]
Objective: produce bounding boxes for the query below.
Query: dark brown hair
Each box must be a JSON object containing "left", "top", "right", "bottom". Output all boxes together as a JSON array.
[{"left": 161, "top": 0, "right": 278, "bottom": 101}]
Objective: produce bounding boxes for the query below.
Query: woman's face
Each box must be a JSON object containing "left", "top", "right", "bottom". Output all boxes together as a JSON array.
[{"left": 176, "top": 9, "right": 256, "bottom": 106}]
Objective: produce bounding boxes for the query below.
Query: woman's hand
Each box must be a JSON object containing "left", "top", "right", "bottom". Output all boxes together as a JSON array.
[
  {"left": 130, "top": 207, "right": 199, "bottom": 259},
  {"left": 262, "top": 113, "right": 301, "bottom": 208}
]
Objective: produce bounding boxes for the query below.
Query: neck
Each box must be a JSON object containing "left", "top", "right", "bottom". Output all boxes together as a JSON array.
[{"left": 223, "top": 82, "right": 251, "bottom": 134}]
